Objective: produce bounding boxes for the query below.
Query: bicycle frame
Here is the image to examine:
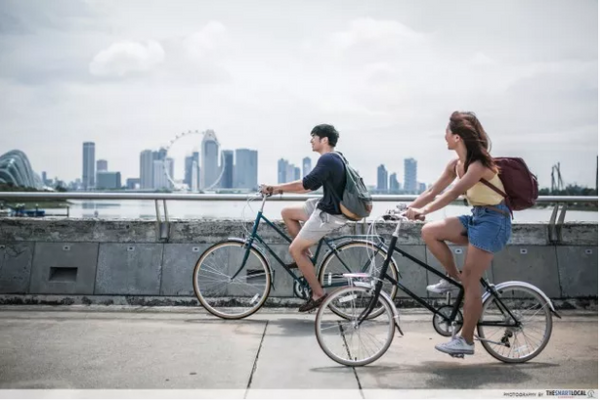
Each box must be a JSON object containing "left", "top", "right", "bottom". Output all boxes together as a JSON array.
[
  {"left": 230, "top": 195, "right": 385, "bottom": 290},
  {"left": 359, "top": 217, "right": 522, "bottom": 330}
]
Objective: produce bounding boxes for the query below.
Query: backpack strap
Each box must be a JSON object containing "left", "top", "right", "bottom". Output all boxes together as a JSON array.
[
  {"left": 479, "top": 178, "right": 507, "bottom": 198},
  {"left": 479, "top": 178, "right": 514, "bottom": 218}
]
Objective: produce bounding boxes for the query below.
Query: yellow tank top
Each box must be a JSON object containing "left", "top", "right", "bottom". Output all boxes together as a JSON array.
[{"left": 466, "top": 174, "right": 506, "bottom": 206}]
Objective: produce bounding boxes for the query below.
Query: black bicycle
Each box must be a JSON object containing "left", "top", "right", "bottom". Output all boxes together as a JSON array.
[
  {"left": 192, "top": 194, "right": 400, "bottom": 319},
  {"left": 314, "top": 208, "right": 560, "bottom": 366}
]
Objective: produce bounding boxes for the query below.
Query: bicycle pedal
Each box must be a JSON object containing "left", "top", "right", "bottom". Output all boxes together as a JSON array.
[{"left": 449, "top": 353, "right": 465, "bottom": 359}]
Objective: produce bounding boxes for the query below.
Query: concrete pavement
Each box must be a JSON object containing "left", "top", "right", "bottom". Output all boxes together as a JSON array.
[{"left": 0, "top": 306, "right": 597, "bottom": 398}]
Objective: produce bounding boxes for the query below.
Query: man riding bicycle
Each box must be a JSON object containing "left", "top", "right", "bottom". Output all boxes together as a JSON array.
[{"left": 260, "top": 124, "right": 347, "bottom": 312}]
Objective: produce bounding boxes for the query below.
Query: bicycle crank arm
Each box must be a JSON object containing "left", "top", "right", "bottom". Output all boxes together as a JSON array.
[{"left": 474, "top": 336, "right": 510, "bottom": 347}]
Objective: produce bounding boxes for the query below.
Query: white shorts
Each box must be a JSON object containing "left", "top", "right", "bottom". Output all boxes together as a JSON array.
[{"left": 297, "top": 199, "right": 347, "bottom": 243}]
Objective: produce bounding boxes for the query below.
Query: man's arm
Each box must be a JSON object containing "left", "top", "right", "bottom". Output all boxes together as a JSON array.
[
  {"left": 261, "top": 155, "right": 330, "bottom": 195},
  {"left": 266, "top": 180, "right": 311, "bottom": 194}
]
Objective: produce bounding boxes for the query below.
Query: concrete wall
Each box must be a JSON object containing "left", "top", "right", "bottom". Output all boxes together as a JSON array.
[{"left": 0, "top": 218, "right": 597, "bottom": 302}]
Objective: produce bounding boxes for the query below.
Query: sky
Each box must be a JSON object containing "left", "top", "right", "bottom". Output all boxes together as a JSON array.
[{"left": 0, "top": 0, "right": 597, "bottom": 188}]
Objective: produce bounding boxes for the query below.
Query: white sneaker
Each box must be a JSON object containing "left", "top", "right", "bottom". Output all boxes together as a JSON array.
[
  {"left": 426, "top": 278, "right": 459, "bottom": 294},
  {"left": 435, "top": 336, "right": 475, "bottom": 355}
]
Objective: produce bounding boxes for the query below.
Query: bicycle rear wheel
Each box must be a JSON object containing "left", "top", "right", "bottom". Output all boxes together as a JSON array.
[
  {"left": 193, "top": 240, "right": 271, "bottom": 319},
  {"left": 477, "top": 284, "right": 553, "bottom": 363},
  {"left": 315, "top": 286, "right": 396, "bottom": 366}
]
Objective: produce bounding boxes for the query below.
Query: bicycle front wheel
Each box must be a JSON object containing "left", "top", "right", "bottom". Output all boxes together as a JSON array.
[
  {"left": 477, "top": 284, "right": 553, "bottom": 363},
  {"left": 318, "top": 241, "right": 399, "bottom": 320},
  {"left": 193, "top": 240, "right": 271, "bottom": 319},
  {"left": 315, "top": 286, "right": 396, "bottom": 367}
]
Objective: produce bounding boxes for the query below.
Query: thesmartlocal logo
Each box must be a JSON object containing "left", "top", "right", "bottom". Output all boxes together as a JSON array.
[{"left": 545, "top": 390, "right": 597, "bottom": 398}]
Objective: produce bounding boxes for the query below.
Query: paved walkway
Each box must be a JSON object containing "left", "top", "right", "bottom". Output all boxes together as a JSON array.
[{"left": 0, "top": 306, "right": 597, "bottom": 398}]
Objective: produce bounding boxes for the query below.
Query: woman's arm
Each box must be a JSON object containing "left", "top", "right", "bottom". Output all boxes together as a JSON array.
[
  {"left": 407, "top": 161, "right": 487, "bottom": 218},
  {"left": 408, "top": 159, "right": 458, "bottom": 209}
]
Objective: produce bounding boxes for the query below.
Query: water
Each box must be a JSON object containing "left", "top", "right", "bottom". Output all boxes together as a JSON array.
[{"left": 65, "top": 199, "right": 598, "bottom": 223}]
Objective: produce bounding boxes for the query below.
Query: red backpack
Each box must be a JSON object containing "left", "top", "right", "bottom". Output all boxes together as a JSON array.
[{"left": 480, "top": 157, "right": 539, "bottom": 211}]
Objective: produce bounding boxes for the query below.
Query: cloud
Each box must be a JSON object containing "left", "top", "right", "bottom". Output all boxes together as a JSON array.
[
  {"left": 183, "top": 21, "right": 228, "bottom": 61},
  {"left": 89, "top": 40, "right": 165, "bottom": 78},
  {"left": 331, "top": 18, "right": 426, "bottom": 50}
]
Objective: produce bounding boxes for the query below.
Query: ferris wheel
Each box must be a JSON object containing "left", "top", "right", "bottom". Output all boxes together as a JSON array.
[{"left": 161, "top": 129, "right": 225, "bottom": 191}]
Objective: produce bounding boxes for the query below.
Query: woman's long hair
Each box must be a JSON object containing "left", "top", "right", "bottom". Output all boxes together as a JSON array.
[{"left": 448, "top": 111, "right": 497, "bottom": 174}]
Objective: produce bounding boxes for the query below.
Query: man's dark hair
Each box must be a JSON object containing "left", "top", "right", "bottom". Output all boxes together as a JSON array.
[{"left": 311, "top": 124, "right": 339, "bottom": 147}]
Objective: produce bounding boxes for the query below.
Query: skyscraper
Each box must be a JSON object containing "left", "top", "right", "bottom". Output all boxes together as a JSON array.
[
  {"left": 404, "top": 158, "right": 418, "bottom": 193},
  {"left": 153, "top": 158, "right": 173, "bottom": 190},
  {"left": 390, "top": 173, "right": 400, "bottom": 192},
  {"left": 302, "top": 157, "right": 312, "bottom": 177},
  {"left": 221, "top": 150, "right": 234, "bottom": 189},
  {"left": 82, "top": 142, "right": 95, "bottom": 190},
  {"left": 377, "top": 164, "right": 388, "bottom": 192},
  {"left": 201, "top": 130, "right": 219, "bottom": 189},
  {"left": 191, "top": 160, "right": 199, "bottom": 191},
  {"left": 236, "top": 149, "right": 258, "bottom": 189},
  {"left": 97, "top": 160, "right": 108, "bottom": 172},
  {"left": 418, "top": 182, "right": 427, "bottom": 194},
  {"left": 167, "top": 157, "right": 174, "bottom": 185},
  {"left": 192, "top": 151, "right": 200, "bottom": 190},
  {"left": 184, "top": 155, "right": 194, "bottom": 188},
  {"left": 294, "top": 167, "right": 301, "bottom": 181},
  {"left": 278, "top": 159, "right": 288, "bottom": 184},
  {"left": 140, "top": 150, "right": 154, "bottom": 189},
  {"left": 286, "top": 163, "right": 295, "bottom": 182},
  {"left": 154, "top": 147, "right": 167, "bottom": 161}
]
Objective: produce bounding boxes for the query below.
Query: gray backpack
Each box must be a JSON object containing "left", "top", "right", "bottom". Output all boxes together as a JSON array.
[{"left": 331, "top": 152, "right": 373, "bottom": 221}]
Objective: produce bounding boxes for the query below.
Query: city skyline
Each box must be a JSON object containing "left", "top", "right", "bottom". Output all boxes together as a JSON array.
[{"left": 0, "top": 1, "right": 596, "bottom": 190}]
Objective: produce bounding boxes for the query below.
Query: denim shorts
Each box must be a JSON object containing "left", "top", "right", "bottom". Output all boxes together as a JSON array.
[{"left": 458, "top": 203, "right": 512, "bottom": 254}]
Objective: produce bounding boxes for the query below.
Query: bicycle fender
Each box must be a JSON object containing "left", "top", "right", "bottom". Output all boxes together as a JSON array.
[{"left": 482, "top": 281, "right": 558, "bottom": 316}]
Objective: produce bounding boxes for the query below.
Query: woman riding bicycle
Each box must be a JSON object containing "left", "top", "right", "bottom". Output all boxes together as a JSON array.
[{"left": 405, "top": 111, "right": 512, "bottom": 356}]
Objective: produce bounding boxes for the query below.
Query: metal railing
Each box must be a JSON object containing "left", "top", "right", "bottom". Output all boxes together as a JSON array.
[{"left": 0, "top": 192, "right": 596, "bottom": 243}]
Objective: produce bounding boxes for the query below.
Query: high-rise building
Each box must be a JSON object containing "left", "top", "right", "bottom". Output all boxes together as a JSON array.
[
  {"left": 154, "top": 147, "right": 167, "bottom": 161},
  {"left": 302, "top": 157, "right": 312, "bottom": 177},
  {"left": 404, "top": 158, "right": 418, "bottom": 193},
  {"left": 191, "top": 161, "right": 199, "bottom": 192},
  {"left": 140, "top": 150, "right": 154, "bottom": 189},
  {"left": 153, "top": 158, "right": 173, "bottom": 190},
  {"left": 97, "top": 160, "right": 108, "bottom": 172},
  {"left": 235, "top": 149, "right": 258, "bottom": 189},
  {"left": 418, "top": 182, "right": 427, "bottom": 194},
  {"left": 167, "top": 157, "right": 174, "bottom": 185},
  {"left": 286, "top": 163, "right": 295, "bottom": 182},
  {"left": 377, "top": 164, "right": 388, "bottom": 192},
  {"left": 96, "top": 171, "right": 121, "bottom": 189},
  {"left": 82, "top": 142, "right": 95, "bottom": 190},
  {"left": 294, "top": 167, "right": 301, "bottom": 181},
  {"left": 278, "top": 159, "right": 288, "bottom": 184},
  {"left": 201, "top": 130, "right": 219, "bottom": 189},
  {"left": 41, "top": 171, "right": 47, "bottom": 185},
  {"left": 221, "top": 150, "right": 234, "bottom": 189},
  {"left": 184, "top": 155, "right": 194, "bottom": 188},
  {"left": 192, "top": 151, "right": 200, "bottom": 190},
  {"left": 390, "top": 173, "right": 400, "bottom": 192}
]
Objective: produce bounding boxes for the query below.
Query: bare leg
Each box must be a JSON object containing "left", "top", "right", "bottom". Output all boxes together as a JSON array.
[
  {"left": 281, "top": 205, "right": 308, "bottom": 238},
  {"left": 282, "top": 205, "right": 312, "bottom": 260},
  {"left": 460, "top": 244, "right": 494, "bottom": 344},
  {"left": 421, "top": 217, "right": 469, "bottom": 280},
  {"left": 289, "top": 237, "right": 324, "bottom": 299}
]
